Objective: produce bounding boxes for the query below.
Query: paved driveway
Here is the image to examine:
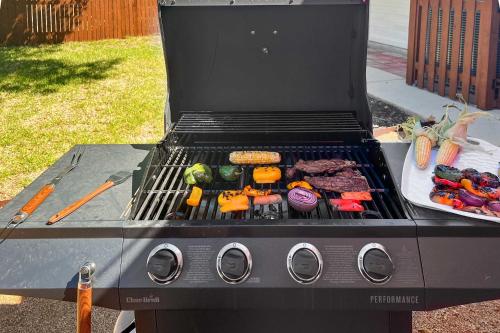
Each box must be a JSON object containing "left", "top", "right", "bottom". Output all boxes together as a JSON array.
[{"left": 0, "top": 297, "right": 118, "bottom": 333}]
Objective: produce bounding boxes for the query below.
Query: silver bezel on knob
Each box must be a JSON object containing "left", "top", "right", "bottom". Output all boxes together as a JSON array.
[
  {"left": 287, "top": 243, "right": 323, "bottom": 285},
  {"left": 358, "top": 243, "right": 394, "bottom": 284},
  {"left": 146, "top": 243, "right": 183, "bottom": 285},
  {"left": 217, "top": 243, "right": 252, "bottom": 284}
]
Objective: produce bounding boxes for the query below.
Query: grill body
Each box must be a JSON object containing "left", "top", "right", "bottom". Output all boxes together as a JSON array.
[
  {"left": 0, "top": 0, "right": 499, "bottom": 332},
  {"left": 118, "top": 111, "right": 423, "bottom": 332}
]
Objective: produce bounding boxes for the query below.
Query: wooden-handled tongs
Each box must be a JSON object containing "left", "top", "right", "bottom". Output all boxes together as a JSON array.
[
  {"left": 77, "top": 262, "right": 95, "bottom": 333},
  {"left": 8, "top": 147, "right": 84, "bottom": 226}
]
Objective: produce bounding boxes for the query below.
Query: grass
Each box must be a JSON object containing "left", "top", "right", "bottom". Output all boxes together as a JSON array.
[{"left": 0, "top": 36, "right": 166, "bottom": 200}]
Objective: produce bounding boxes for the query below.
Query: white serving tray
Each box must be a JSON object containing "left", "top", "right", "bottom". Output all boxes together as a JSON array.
[{"left": 401, "top": 137, "right": 500, "bottom": 223}]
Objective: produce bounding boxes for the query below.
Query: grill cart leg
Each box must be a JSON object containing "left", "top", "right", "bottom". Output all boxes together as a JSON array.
[
  {"left": 77, "top": 262, "right": 95, "bottom": 333},
  {"left": 131, "top": 310, "right": 412, "bottom": 333}
]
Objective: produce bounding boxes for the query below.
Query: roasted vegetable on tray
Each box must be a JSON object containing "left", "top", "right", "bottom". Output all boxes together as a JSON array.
[
  {"left": 429, "top": 190, "right": 464, "bottom": 209},
  {"left": 434, "top": 165, "right": 463, "bottom": 183},
  {"left": 458, "top": 188, "right": 487, "bottom": 207},
  {"left": 432, "top": 176, "right": 462, "bottom": 188},
  {"left": 183, "top": 163, "right": 213, "bottom": 185},
  {"left": 229, "top": 151, "right": 281, "bottom": 164},
  {"left": 429, "top": 164, "right": 500, "bottom": 218}
]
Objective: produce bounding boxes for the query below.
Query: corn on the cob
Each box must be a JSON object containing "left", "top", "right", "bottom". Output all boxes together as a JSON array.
[
  {"left": 229, "top": 151, "right": 281, "bottom": 164},
  {"left": 414, "top": 135, "right": 432, "bottom": 169},
  {"left": 436, "top": 139, "right": 460, "bottom": 166}
]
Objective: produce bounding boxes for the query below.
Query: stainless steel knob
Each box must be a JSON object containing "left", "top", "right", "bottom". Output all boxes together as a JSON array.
[
  {"left": 217, "top": 243, "right": 252, "bottom": 284},
  {"left": 358, "top": 243, "right": 394, "bottom": 284},
  {"left": 287, "top": 243, "right": 322, "bottom": 284},
  {"left": 147, "top": 244, "right": 183, "bottom": 284}
]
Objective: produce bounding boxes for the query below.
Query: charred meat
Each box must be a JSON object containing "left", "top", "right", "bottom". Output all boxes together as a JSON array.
[
  {"left": 304, "top": 175, "right": 370, "bottom": 193},
  {"left": 335, "top": 168, "right": 362, "bottom": 177},
  {"left": 286, "top": 159, "right": 357, "bottom": 178}
]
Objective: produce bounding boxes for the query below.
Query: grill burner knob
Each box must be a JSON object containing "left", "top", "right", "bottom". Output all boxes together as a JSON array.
[
  {"left": 358, "top": 243, "right": 394, "bottom": 284},
  {"left": 287, "top": 243, "right": 322, "bottom": 284},
  {"left": 147, "top": 244, "right": 183, "bottom": 284},
  {"left": 217, "top": 243, "right": 252, "bottom": 284}
]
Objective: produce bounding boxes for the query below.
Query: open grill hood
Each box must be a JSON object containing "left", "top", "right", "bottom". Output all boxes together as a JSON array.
[{"left": 159, "top": 0, "right": 372, "bottom": 131}]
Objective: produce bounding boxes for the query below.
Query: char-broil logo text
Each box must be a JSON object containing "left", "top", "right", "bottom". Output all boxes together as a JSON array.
[
  {"left": 370, "top": 295, "right": 419, "bottom": 304},
  {"left": 126, "top": 295, "right": 160, "bottom": 304}
]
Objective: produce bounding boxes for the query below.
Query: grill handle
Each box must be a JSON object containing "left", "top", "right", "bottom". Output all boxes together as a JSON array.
[{"left": 77, "top": 262, "right": 95, "bottom": 333}]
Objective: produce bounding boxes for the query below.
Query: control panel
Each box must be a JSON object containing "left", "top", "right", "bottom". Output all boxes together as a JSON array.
[{"left": 121, "top": 237, "right": 424, "bottom": 310}]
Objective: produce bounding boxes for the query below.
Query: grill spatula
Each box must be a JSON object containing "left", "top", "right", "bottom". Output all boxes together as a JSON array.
[{"left": 47, "top": 171, "right": 131, "bottom": 225}]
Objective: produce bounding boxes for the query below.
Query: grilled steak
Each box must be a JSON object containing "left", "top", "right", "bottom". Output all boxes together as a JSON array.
[
  {"left": 304, "top": 175, "right": 370, "bottom": 193},
  {"left": 286, "top": 159, "right": 357, "bottom": 178},
  {"left": 335, "top": 168, "right": 362, "bottom": 177}
]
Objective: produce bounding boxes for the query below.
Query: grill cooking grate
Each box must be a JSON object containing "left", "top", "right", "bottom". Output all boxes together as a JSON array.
[
  {"left": 132, "top": 145, "right": 404, "bottom": 222},
  {"left": 173, "top": 112, "right": 364, "bottom": 134}
]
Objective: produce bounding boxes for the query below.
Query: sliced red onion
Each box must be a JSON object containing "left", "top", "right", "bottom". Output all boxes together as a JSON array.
[
  {"left": 488, "top": 201, "right": 500, "bottom": 212},
  {"left": 288, "top": 187, "right": 318, "bottom": 212},
  {"left": 458, "top": 189, "right": 487, "bottom": 207}
]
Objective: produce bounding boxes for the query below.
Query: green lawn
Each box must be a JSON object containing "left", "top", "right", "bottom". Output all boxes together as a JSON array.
[{"left": 0, "top": 36, "right": 166, "bottom": 200}]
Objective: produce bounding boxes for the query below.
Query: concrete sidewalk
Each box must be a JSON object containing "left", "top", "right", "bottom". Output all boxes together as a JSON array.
[{"left": 366, "top": 45, "right": 500, "bottom": 146}]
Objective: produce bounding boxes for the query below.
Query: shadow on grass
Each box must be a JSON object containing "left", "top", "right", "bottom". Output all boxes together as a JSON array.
[{"left": 0, "top": 48, "right": 122, "bottom": 94}]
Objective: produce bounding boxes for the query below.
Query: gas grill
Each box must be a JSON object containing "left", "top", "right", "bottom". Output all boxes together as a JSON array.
[
  {"left": 1, "top": 0, "right": 500, "bottom": 332},
  {"left": 131, "top": 126, "right": 404, "bottom": 222}
]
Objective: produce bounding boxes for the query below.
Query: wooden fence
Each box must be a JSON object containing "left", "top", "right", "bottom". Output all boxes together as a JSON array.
[
  {"left": 0, "top": 0, "right": 159, "bottom": 45},
  {"left": 406, "top": 0, "right": 500, "bottom": 110}
]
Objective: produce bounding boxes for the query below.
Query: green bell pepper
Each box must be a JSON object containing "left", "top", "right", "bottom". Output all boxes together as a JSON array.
[
  {"left": 183, "top": 163, "right": 213, "bottom": 185},
  {"left": 219, "top": 165, "right": 243, "bottom": 181}
]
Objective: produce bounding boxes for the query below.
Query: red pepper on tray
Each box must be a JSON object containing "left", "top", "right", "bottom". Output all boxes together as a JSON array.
[
  {"left": 432, "top": 176, "right": 462, "bottom": 189},
  {"left": 330, "top": 199, "right": 365, "bottom": 212}
]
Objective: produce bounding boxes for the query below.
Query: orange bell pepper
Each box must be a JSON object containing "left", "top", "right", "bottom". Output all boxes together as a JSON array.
[
  {"left": 243, "top": 185, "right": 272, "bottom": 197},
  {"left": 253, "top": 167, "right": 281, "bottom": 184},
  {"left": 187, "top": 186, "right": 203, "bottom": 206},
  {"left": 218, "top": 190, "right": 250, "bottom": 213},
  {"left": 460, "top": 179, "right": 489, "bottom": 198},
  {"left": 287, "top": 181, "right": 313, "bottom": 191},
  {"left": 286, "top": 180, "right": 321, "bottom": 198},
  {"left": 429, "top": 191, "right": 464, "bottom": 209}
]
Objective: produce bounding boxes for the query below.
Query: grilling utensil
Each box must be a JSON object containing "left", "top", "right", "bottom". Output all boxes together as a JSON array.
[
  {"left": 47, "top": 171, "right": 131, "bottom": 225},
  {"left": 8, "top": 147, "right": 85, "bottom": 226}
]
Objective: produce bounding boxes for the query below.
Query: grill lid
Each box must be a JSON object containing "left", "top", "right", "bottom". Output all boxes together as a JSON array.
[{"left": 159, "top": 0, "right": 371, "bottom": 131}]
